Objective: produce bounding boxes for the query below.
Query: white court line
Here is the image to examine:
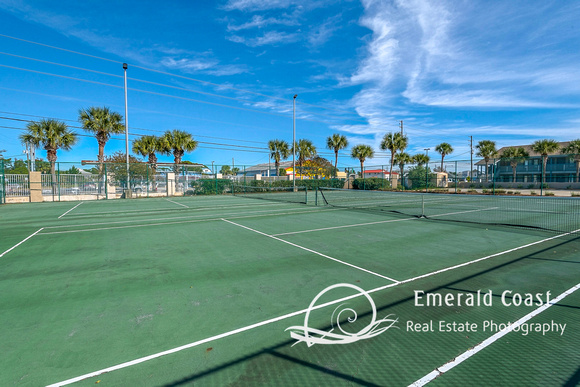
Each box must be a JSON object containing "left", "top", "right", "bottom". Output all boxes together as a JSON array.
[
  {"left": 46, "top": 227, "right": 579, "bottom": 386},
  {"left": 271, "top": 207, "right": 498, "bottom": 237},
  {"left": 410, "top": 282, "right": 580, "bottom": 386},
  {"left": 36, "top": 208, "right": 340, "bottom": 235},
  {"left": 272, "top": 217, "right": 418, "bottom": 236},
  {"left": 66, "top": 201, "right": 287, "bottom": 218},
  {"left": 165, "top": 198, "right": 189, "bottom": 208},
  {"left": 222, "top": 218, "right": 400, "bottom": 283},
  {"left": 0, "top": 228, "right": 44, "bottom": 258},
  {"left": 42, "top": 206, "right": 336, "bottom": 230},
  {"left": 58, "top": 202, "right": 84, "bottom": 219}
]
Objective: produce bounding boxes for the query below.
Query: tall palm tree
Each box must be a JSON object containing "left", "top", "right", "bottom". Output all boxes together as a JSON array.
[
  {"left": 413, "top": 153, "right": 430, "bottom": 167},
  {"left": 326, "top": 134, "right": 348, "bottom": 178},
  {"left": 500, "top": 147, "right": 529, "bottom": 183},
  {"left": 19, "top": 119, "right": 77, "bottom": 192},
  {"left": 293, "top": 139, "right": 317, "bottom": 180},
  {"left": 78, "top": 106, "right": 124, "bottom": 173},
  {"left": 532, "top": 139, "right": 560, "bottom": 185},
  {"left": 394, "top": 152, "right": 412, "bottom": 187},
  {"left": 160, "top": 130, "right": 198, "bottom": 173},
  {"left": 220, "top": 165, "right": 232, "bottom": 175},
  {"left": 268, "top": 139, "right": 290, "bottom": 177},
  {"left": 434, "top": 142, "right": 454, "bottom": 172},
  {"left": 561, "top": 139, "right": 580, "bottom": 182},
  {"left": 132, "top": 135, "right": 163, "bottom": 177},
  {"left": 351, "top": 144, "right": 374, "bottom": 178},
  {"left": 380, "top": 132, "right": 408, "bottom": 180},
  {"left": 475, "top": 140, "right": 498, "bottom": 182}
]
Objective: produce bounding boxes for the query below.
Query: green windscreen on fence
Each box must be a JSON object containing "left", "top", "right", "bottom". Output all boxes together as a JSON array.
[
  {"left": 318, "top": 187, "right": 580, "bottom": 234},
  {"left": 232, "top": 185, "right": 308, "bottom": 205}
]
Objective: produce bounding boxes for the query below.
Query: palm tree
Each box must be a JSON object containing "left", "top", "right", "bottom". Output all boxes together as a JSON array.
[
  {"left": 132, "top": 135, "right": 163, "bottom": 177},
  {"left": 434, "top": 142, "right": 454, "bottom": 172},
  {"left": 220, "top": 165, "right": 232, "bottom": 175},
  {"left": 380, "top": 132, "right": 408, "bottom": 181},
  {"left": 475, "top": 140, "right": 498, "bottom": 182},
  {"left": 413, "top": 153, "right": 430, "bottom": 167},
  {"left": 268, "top": 139, "right": 290, "bottom": 177},
  {"left": 351, "top": 144, "right": 374, "bottom": 178},
  {"left": 532, "top": 139, "right": 560, "bottom": 185},
  {"left": 160, "top": 130, "right": 198, "bottom": 173},
  {"left": 394, "top": 152, "right": 412, "bottom": 187},
  {"left": 500, "top": 147, "right": 529, "bottom": 183},
  {"left": 326, "top": 134, "right": 348, "bottom": 178},
  {"left": 19, "top": 119, "right": 77, "bottom": 193},
  {"left": 293, "top": 139, "right": 317, "bottom": 180},
  {"left": 561, "top": 139, "right": 580, "bottom": 182},
  {"left": 78, "top": 106, "right": 124, "bottom": 173}
]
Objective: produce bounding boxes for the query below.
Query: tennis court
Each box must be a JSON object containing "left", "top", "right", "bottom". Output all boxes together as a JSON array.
[{"left": 0, "top": 189, "right": 578, "bottom": 386}]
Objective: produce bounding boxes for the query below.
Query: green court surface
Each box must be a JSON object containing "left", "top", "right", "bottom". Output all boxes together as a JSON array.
[{"left": 0, "top": 194, "right": 578, "bottom": 386}]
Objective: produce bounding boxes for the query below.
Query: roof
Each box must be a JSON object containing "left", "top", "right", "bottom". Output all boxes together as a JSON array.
[
  {"left": 244, "top": 160, "right": 294, "bottom": 172},
  {"left": 475, "top": 141, "right": 571, "bottom": 165},
  {"left": 364, "top": 169, "right": 399, "bottom": 175}
]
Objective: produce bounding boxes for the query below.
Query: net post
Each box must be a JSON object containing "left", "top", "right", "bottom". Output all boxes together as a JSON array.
[
  {"left": 421, "top": 192, "right": 425, "bottom": 217},
  {"left": 315, "top": 187, "right": 318, "bottom": 206},
  {"left": 305, "top": 187, "right": 308, "bottom": 204}
]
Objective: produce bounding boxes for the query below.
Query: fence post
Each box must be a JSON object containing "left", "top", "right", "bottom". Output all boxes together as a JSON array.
[
  {"left": 541, "top": 156, "right": 544, "bottom": 196},
  {"left": 0, "top": 160, "right": 5, "bottom": 204},
  {"left": 146, "top": 164, "right": 149, "bottom": 198},
  {"left": 57, "top": 162, "right": 61, "bottom": 202},
  {"left": 104, "top": 163, "right": 108, "bottom": 199},
  {"left": 455, "top": 161, "right": 458, "bottom": 193}
]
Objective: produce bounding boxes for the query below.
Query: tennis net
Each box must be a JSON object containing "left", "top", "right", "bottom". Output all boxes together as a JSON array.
[
  {"left": 317, "top": 187, "right": 580, "bottom": 234},
  {"left": 233, "top": 185, "right": 308, "bottom": 204}
]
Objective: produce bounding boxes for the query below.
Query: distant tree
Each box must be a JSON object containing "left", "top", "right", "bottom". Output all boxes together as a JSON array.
[
  {"left": 19, "top": 119, "right": 77, "bottom": 192},
  {"left": 132, "top": 135, "right": 163, "bottom": 176},
  {"left": 394, "top": 152, "right": 413, "bottom": 185},
  {"left": 475, "top": 140, "right": 498, "bottom": 182},
  {"left": 231, "top": 167, "right": 240, "bottom": 175},
  {"left": 380, "top": 132, "right": 408, "bottom": 180},
  {"left": 326, "top": 134, "right": 348, "bottom": 177},
  {"left": 351, "top": 144, "right": 374, "bottom": 177},
  {"left": 561, "top": 139, "right": 580, "bottom": 182},
  {"left": 63, "top": 165, "right": 81, "bottom": 175},
  {"left": 500, "top": 147, "right": 529, "bottom": 182},
  {"left": 293, "top": 139, "right": 317, "bottom": 180},
  {"left": 104, "top": 151, "right": 147, "bottom": 186},
  {"left": 532, "top": 139, "right": 560, "bottom": 185},
  {"left": 220, "top": 165, "right": 232, "bottom": 175},
  {"left": 434, "top": 142, "right": 454, "bottom": 172},
  {"left": 413, "top": 153, "right": 430, "bottom": 167},
  {"left": 160, "top": 130, "right": 198, "bottom": 173},
  {"left": 78, "top": 106, "right": 124, "bottom": 174},
  {"left": 279, "top": 168, "right": 287, "bottom": 177},
  {"left": 268, "top": 139, "right": 290, "bottom": 177}
]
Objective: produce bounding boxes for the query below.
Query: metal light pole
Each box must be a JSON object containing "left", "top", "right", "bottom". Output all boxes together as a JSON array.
[
  {"left": 123, "top": 63, "right": 130, "bottom": 191},
  {"left": 293, "top": 94, "right": 297, "bottom": 191},
  {"left": 211, "top": 161, "right": 214, "bottom": 174},
  {"left": 424, "top": 148, "right": 430, "bottom": 193}
]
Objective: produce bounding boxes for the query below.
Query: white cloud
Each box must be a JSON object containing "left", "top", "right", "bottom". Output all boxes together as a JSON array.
[
  {"left": 223, "top": 0, "right": 298, "bottom": 12},
  {"left": 227, "top": 30, "right": 300, "bottom": 47},
  {"left": 308, "top": 15, "right": 341, "bottom": 47},
  {"left": 227, "top": 15, "right": 297, "bottom": 31}
]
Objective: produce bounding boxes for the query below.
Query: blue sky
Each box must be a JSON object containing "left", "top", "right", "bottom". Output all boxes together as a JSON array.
[{"left": 0, "top": 0, "right": 579, "bottom": 169}]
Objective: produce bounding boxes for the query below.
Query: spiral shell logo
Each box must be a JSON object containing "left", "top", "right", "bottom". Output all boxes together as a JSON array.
[{"left": 285, "top": 283, "right": 399, "bottom": 347}]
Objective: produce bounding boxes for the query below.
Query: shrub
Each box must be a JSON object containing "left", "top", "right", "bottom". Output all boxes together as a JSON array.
[
  {"left": 507, "top": 190, "right": 513, "bottom": 194},
  {"left": 468, "top": 189, "right": 477, "bottom": 193},
  {"left": 190, "top": 179, "right": 232, "bottom": 195},
  {"left": 530, "top": 191, "right": 537, "bottom": 196},
  {"left": 545, "top": 192, "right": 555, "bottom": 196},
  {"left": 352, "top": 178, "right": 391, "bottom": 190},
  {"left": 527, "top": 184, "right": 535, "bottom": 189},
  {"left": 517, "top": 184, "right": 523, "bottom": 189},
  {"left": 482, "top": 189, "right": 488, "bottom": 194},
  {"left": 495, "top": 189, "right": 506, "bottom": 194},
  {"left": 514, "top": 191, "right": 521, "bottom": 195},
  {"left": 567, "top": 185, "right": 573, "bottom": 190},
  {"left": 541, "top": 183, "right": 550, "bottom": 189},
  {"left": 571, "top": 192, "right": 580, "bottom": 197}
]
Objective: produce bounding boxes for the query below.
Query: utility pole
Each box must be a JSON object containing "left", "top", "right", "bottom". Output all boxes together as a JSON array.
[
  {"left": 469, "top": 136, "right": 473, "bottom": 182},
  {"left": 400, "top": 120, "right": 404, "bottom": 135}
]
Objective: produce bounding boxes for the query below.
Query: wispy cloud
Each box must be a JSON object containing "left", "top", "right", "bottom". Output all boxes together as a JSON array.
[
  {"left": 308, "top": 14, "right": 341, "bottom": 48},
  {"left": 223, "top": 0, "right": 299, "bottom": 12},
  {"left": 226, "top": 14, "right": 297, "bottom": 31},
  {"left": 227, "top": 30, "right": 300, "bottom": 47}
]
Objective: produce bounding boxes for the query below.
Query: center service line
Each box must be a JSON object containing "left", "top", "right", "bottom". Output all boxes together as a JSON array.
[
  {"left": 58, "top": 201, "right": 84, "bottom": 219},
  {"left": 221, "top": 218, "right": 400, "bottom": 283}
]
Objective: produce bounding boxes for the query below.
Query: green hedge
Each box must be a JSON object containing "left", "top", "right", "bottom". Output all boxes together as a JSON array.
[
  {"left": 188, "top": 179, "right": 232, "bottom": 195},
  {"left": 244, "top": 179, "right": 344, "bottom": 190},
  {"left": 351, "top": 178, "right": 391, "bottom": 190}
]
